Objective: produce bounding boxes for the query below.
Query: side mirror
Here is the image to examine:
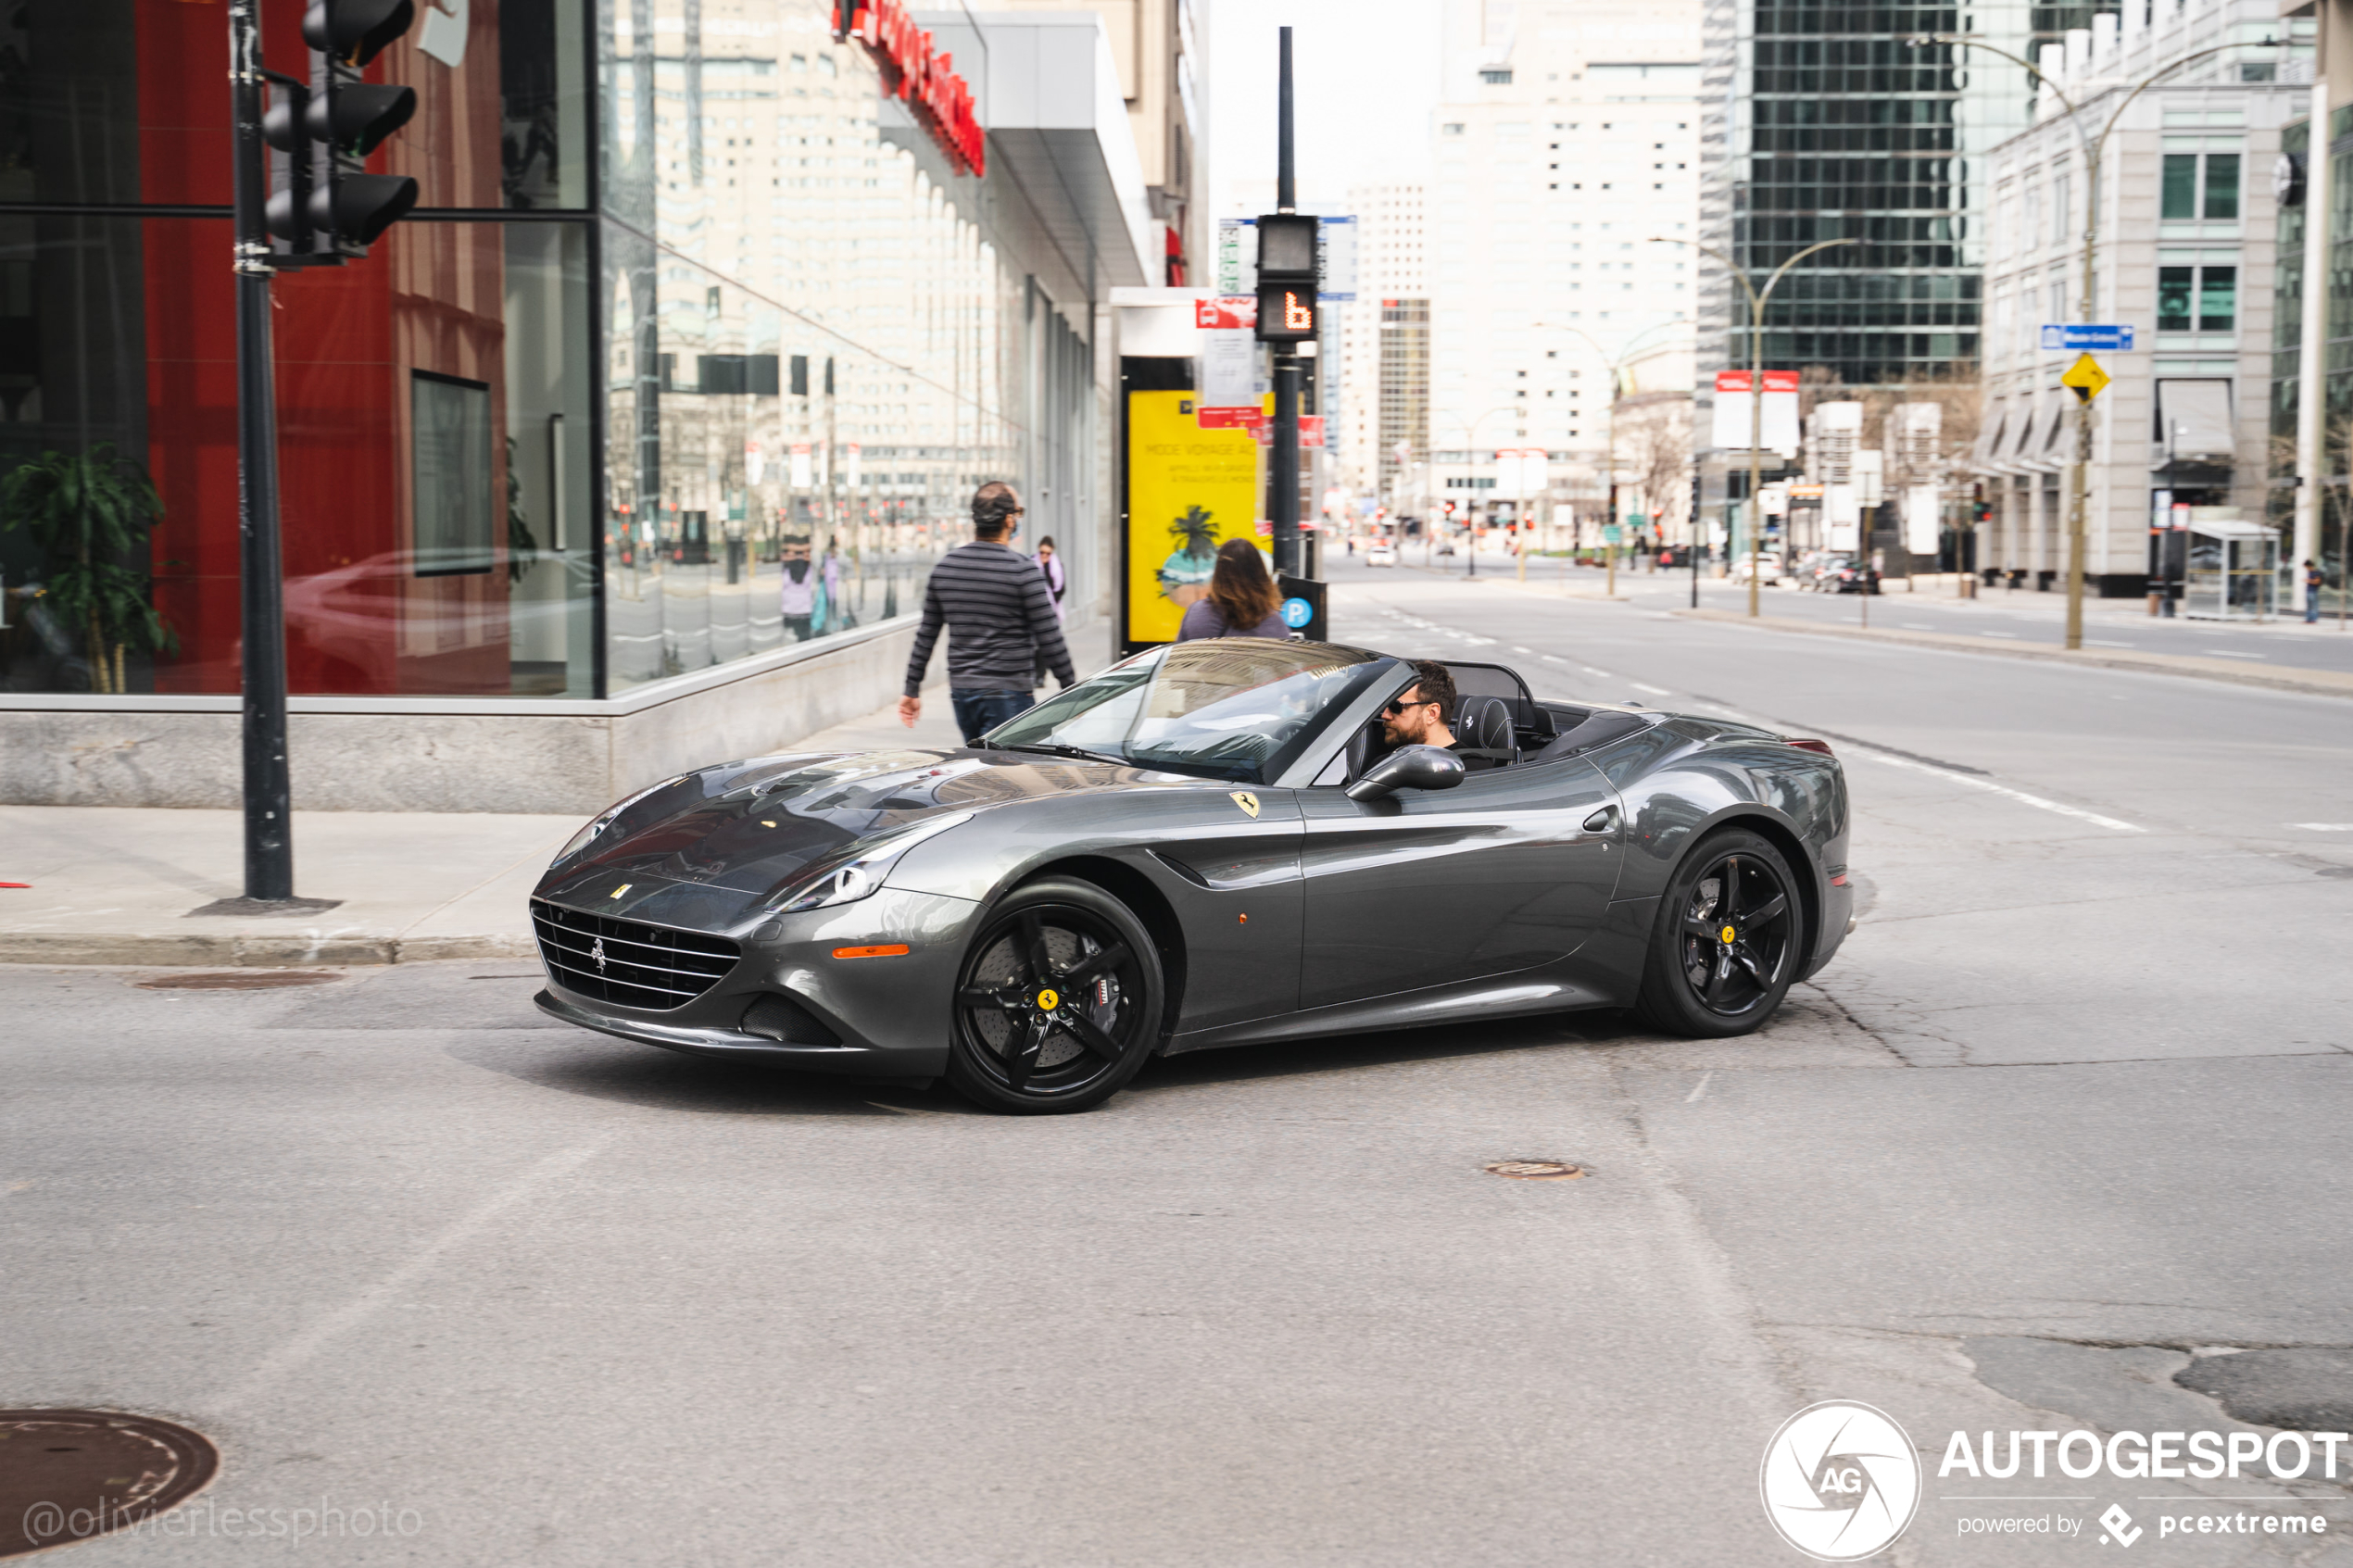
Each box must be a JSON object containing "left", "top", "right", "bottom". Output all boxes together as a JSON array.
[{"left": 1344, "top": 744, "right": 1466, "bottom": 801}]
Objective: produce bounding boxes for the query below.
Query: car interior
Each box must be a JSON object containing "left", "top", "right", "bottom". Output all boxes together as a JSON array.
[{"left": 1313, "top": 661, "right": 1655, "bottom": 786}]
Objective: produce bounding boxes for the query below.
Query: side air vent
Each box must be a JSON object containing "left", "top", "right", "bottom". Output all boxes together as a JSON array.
[{"left": 741, "top": 993, "right": 842, "bottom": 1047}]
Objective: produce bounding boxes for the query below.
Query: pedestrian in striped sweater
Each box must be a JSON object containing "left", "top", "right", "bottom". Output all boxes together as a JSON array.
[{"left": 900, "top": 483, "right": 1076, "bottom": 745}]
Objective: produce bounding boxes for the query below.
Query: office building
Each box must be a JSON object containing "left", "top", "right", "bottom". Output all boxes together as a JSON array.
[
  {"left": 1427, "top": 0, "right": 1701, "bottom": 512},
  {"left": 0, "top": 0, "right": 1155, "bottom": 810}
]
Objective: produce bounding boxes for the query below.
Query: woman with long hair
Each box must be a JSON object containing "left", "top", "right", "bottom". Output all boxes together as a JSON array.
[{"left": 1176, "top": 537, "right": 1289, "bottom": 640}]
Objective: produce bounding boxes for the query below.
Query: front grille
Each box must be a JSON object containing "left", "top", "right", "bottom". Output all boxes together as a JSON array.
[{"left": 533, "top": 899, "right": 740, "bottom": 1011}]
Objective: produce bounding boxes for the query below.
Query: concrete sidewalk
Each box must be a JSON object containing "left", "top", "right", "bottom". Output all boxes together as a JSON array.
[{"left": 0, "top": 694, "right": 971, "bottom": 968}]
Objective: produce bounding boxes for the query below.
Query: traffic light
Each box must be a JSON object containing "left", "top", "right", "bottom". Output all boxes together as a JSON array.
[
  {"left": 1442, "top": 498, "right": 1457, "bottom": 519},
  {"left": 1253, "top": 212, "right": 1319, "bottom": 344},
  {"left": 263, "top": 0, "right": 421, "bottom": 262}
]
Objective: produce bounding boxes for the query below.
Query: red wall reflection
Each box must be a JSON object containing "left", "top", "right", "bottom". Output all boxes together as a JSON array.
[{"left": 136, "top": 0, "right": 514, "bottom": 696}]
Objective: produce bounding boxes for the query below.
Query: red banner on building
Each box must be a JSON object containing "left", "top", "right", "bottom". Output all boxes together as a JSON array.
[{"left": 845, "top": 0, "right": 986, "bottom": 176}]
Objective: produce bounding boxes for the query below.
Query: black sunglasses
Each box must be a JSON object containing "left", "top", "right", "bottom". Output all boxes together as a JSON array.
[{"left": 1383, "top": 694, "right": 1436, "bottom": 715}]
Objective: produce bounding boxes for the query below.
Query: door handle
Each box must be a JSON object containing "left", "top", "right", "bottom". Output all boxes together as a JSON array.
[{"left": 1581, "top": 805, "right": 1618, "bottom": 834}]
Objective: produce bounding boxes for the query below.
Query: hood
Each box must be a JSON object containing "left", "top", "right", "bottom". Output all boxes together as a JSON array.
[{"left": 537, "top": 747, "right": 1169, "bottom": 909}]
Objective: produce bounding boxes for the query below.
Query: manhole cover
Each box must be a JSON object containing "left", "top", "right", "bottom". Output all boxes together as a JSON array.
[
  {"left": 1485, "top": 1160, "right": 1586, "bottom": 1181},
  {"left": 0, "top": 1410, "right": 219, "bottom": 1559},
  {"left": 134, "top": 971, "right": 342, "bottom": 991}
]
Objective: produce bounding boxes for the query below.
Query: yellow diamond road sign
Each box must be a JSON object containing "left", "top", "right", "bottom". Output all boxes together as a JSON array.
[{"left": 2061, "top": 353, "right": 2110, "bottom": 402}]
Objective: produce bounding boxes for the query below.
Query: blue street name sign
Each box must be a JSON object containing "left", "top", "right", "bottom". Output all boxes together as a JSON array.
[{"left": 2041, "top": 324, "right": 2135, "bottom": 353}]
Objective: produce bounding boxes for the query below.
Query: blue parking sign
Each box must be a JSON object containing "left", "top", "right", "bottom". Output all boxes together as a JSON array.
[{"left": 1280, "top": 596, "right": 1314, "bottom": 629}]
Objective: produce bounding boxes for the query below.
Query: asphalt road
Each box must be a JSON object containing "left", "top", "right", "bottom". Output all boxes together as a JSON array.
[
  {"left": 6, "top": 571, "right": 2352, "bottom": 1565},
  {"left": 1379, "top": 542, "right": 2353, "bottom": 674}
]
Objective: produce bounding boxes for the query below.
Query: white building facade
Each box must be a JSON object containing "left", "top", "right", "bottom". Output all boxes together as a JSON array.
[
  {"left": 1973, "top": 2, "right": 2305, "bottom": 595},
  {"left": 1423, "top": 0, "right": 1702, "bottom": 529}
]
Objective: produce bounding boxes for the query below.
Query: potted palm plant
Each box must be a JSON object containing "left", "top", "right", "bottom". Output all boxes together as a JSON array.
[{"left": 1, "top": 444, "right": 176, "bottom": 694}]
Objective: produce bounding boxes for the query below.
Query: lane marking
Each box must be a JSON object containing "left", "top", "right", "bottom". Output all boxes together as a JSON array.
[
  {"left": 2289, "top": 822, "right": 2353, "bottom": 831},
  {"left": 2086, "top": 638, "right": 2135, "bottom": 647},
  {"left": 1846, "top": 749, "right": 2144, "bottom": 833},
  {"left": 1511, "top": 645, "right": 1533, "bottom": 653},
  {"left": 1980, "top": 631, "right": 2020, "bottom": 639},
  {"left": 1684, "top": 1070, "right": 1715, "bottom": 1104},
  {"left": 1540, "top": 653, "right": 1569, "bottom": 665},
  {"left": 209, "top": 1142, "right": 603, "bottom": 1411},
  {"left": 1902, "top": 622, "right": 1937, "bottom": 630},
  {"left": 1630, "top": 681, "right": 1672, "bottom": 696},
  {"left": 2209, "top": 650, "right": 2266, "bottom": 659},
  {"left": 1583, "top": 666, "right": 1614, "bottom": 677}
]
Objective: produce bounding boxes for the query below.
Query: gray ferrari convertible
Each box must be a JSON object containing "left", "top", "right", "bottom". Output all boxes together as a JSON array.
[{"left": 531, "top": 639, "right": 1852, "bottom": 1112}]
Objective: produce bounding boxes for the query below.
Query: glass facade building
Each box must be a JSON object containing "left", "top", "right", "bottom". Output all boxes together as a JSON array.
[
  {"left": 1697, "top": 0, "right": 2113, "bottom": 391},
  {"left": 1, "top": 0, "right": 1128, "bottom": 702}
]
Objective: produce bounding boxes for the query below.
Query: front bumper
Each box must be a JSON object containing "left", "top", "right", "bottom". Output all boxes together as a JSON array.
[{"left": 533, "top": 885, "right": 982, "bottom": 1078}]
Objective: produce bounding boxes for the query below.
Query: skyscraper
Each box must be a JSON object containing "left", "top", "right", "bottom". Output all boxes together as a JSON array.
[
  {"left": 1696, "top": 0, "right": 2116, "bottom": 395},
  {"left": 1426, "top": 0, "right": 1703, "bottom": 513}
]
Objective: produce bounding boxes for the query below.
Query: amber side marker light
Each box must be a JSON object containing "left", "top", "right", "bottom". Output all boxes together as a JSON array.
[
  {"left": 1782, "top": 738, "right": 1835, "bottom": 757},
  {"left": 833, "top": 944, "right": 911, "bottom": 959}
]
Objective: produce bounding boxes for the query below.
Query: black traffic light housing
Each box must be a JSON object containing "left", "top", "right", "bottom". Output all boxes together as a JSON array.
[
  {"left": 1253, "top": 212, "right": 1319, "bottom": 344},
  {"left": 263, "top": 0, "right": 421, "bottom": 262}
]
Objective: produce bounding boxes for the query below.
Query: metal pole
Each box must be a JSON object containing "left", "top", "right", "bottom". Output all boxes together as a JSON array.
[
  {"left": 2067, "top": 132, "right": 2098, "bottom": 651},
  {"left": 1276, "top": 27, "right": 1295, "bottom": 212},
  {"left": 1748, "top": 306, "right": 1763, "bottom": 619},
  {"left": 1269, "top": 27, "right": 1301, "bottom": 580},
  {"left": 231, "top": 0, "right": 295, "bottom": 902}
]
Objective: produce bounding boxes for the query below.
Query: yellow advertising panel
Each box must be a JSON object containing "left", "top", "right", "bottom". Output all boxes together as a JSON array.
[{"left": 1126, "top": 391, "right": 1268, "bottom": 645}]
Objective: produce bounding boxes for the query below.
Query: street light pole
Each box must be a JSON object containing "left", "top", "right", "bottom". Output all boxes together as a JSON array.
[
  {"left": 1652, "top": 236, "right": 1858, "bottom": 617},
  {"left": 1558, "top": 319, "right": 1689, "bottom": 600},
  {"left": 1905, "top": 32, "right": 2273, "bottom": 649}
]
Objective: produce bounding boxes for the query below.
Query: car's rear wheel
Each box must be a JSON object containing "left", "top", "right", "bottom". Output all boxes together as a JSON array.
[
  {"left": 1633, "top": 829, "right": 1805, "bottom": 1038},
  {"left": 945, "top": 879, "right": 1164, "bottom": 1114}
]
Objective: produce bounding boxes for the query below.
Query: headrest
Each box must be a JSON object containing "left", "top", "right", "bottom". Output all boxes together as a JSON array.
[{"left": 1458, "top": 695, "right": 1513, "bottom": 750}]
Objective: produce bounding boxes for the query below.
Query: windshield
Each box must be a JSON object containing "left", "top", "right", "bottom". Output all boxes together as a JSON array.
[{"left": 985, "top": 640, "right": 1390, "bottom": 783}]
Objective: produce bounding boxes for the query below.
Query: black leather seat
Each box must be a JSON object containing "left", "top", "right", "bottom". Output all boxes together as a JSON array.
[{"left": 1453, "top": 695, "right": 1517, "bottom": 770}]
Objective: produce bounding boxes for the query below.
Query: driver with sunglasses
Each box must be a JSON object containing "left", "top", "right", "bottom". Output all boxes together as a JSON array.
[{"left": 1378, "top": 659, "right": 1458, "bottom": 751}]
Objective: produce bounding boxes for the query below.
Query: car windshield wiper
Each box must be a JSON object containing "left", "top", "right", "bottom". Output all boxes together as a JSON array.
[{"left": 996, "top": 741, "right": 1127, "bottom": 767}]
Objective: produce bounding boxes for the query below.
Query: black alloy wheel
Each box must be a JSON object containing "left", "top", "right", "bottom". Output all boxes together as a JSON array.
[
  {"left": 1634, "top": 828, "right": 1804, "bottom": 1038},
  {"left": 946, "top": 878, "right": 1165, "bottom": 1114}
]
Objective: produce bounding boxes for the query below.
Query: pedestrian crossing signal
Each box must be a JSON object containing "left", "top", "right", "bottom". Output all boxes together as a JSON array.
[{"left": 1256, "top": 283, "right": 1318, "bottom": 343}]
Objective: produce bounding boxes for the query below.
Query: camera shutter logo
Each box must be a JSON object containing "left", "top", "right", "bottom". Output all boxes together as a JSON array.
[{"left": 1759, "top": 1400, "right": 1920, "bottom": 1561}]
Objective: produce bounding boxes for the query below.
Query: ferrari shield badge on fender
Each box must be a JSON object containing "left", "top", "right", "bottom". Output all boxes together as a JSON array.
[{"left": 1229, "top": 792, "right": 1261, "bottom": 819}]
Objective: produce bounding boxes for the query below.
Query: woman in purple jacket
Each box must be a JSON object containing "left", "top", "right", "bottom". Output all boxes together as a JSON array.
[{"left": 1176, "top": 537, "right": 1290, "bottom": 640}]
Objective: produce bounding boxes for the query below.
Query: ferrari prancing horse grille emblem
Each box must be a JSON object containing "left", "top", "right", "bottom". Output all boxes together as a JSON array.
[
  {"left": 1230, "top": 792, "right": 1260, "bottom": 819},
  {"left": 591, "top": 937, "right": 609, "bottom": 972}
]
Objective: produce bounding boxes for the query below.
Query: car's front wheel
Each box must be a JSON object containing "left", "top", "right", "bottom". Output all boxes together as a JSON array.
[
  {"left": 1633, "top": 828, "right": 1805, "bottom": 1038},
  {"left": 946, "top": 878, "right": 1164, "bottom": 1114}
]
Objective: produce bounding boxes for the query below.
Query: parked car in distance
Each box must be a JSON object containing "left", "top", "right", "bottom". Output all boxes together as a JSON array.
[
  {"left": 1366, "top": 544, "right": 1397, "bottom": 567},
  {"left": 1729, "top": 555, "right": 1786, "bottom": 584},
  {"left": 1830, "top": 559, "right": 1881, "bottom": 595}
]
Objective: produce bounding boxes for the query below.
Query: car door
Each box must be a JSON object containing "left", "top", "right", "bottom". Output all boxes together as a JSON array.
[{"left": 1295, "top": 757, "right": 1622, "bottom": 1010}]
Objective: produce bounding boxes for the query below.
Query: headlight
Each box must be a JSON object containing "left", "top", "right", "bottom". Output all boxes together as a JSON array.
[
  {"left": 770, "top": 811, "right": 975, "bottom": 913},
  {"left": 552, "top": 774, "right": 688, "bottom": 867}
]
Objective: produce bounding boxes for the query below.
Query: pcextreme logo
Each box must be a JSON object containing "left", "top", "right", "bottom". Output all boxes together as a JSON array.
[{"left": 1761, "top": 1401, "right": 1923, "bottom": 1562}]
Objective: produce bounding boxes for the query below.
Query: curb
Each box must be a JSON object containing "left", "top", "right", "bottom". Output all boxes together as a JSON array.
[
  {"left": 0, "top": 933, "right": 536, "bottom": 968},
  {"left": 1669, "top": 608, "right": 2353, "bottom": 700}
]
